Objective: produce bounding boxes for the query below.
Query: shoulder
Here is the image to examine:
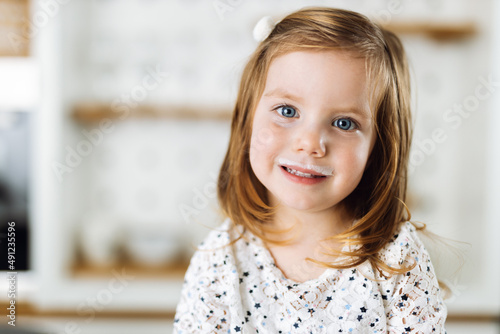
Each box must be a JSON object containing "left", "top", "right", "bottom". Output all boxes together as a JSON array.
[
  {"left": 185, "top": 218, "right": 238, "bottom": 272},
  {"left": 377, "top": 221, "right": 429, "bottom": 269},
  {"left": 183, "top": 218, "right": 248, "bottom": 278},
  {"left": 375, "top": 221, "right": 446, "bottom": 310},
  {"left": 373, "top": 221, "right": 441, "bottom": 297},
  {"left": 374, "top": 222, "right": 447, "bottom": 330},
  {"left": 197, "top": 218, "right": 234, "bottom": 250},
  {"left": 175, "top": 219, "right": 241, "bottom": 332}
]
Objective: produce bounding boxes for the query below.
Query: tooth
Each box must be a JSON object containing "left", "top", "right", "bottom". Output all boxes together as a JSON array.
[{"left": 286, "top": 167, "right": 317, "bottom": 178}]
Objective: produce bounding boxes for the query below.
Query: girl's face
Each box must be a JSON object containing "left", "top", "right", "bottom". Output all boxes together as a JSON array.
[{"left": 249, "top": 50, "right": 376, "bottom": 217}]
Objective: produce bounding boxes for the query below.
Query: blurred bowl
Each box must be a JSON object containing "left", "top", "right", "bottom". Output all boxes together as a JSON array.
[
  {"left": 80, "top": 213, "right": 121, "bottom": 267},
  {"left": 125, "top": 228, "right": 182, "bottom": 267}
]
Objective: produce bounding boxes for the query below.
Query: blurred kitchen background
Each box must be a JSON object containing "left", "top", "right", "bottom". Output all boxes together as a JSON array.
[{"left": 0, "top": 0, "right": 499, "bottom": 333}]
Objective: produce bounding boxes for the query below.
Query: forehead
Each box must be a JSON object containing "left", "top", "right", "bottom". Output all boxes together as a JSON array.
[{"left": 263, "top": 50, "right": 371, "bottom": 116}]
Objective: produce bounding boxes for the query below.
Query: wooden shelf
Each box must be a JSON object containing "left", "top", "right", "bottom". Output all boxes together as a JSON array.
[
  {"left": 71, "top": 259, "right": 189, "bottom": 279},
  {"left": 1, "top": 301, "right": 498, "bottom": 322},
  {"left": 0, "top": 301, "right": 176, "bottom": 318},
  {"left": 0, "top": 0, "right": 30, "bottom": 57},
  {"left": 381, "top": 21, "right": 477, "bottom": 40},
  {"left": 72, "top": 102, "right": 232, "bottom": 122},
  {"left": 70, "top": 22, "right": 477, "bottom": 123}
]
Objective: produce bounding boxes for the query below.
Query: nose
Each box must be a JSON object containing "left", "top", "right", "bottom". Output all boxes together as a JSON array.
[{"left": 292, "top": 125, "right": 326, "bottom": 157}]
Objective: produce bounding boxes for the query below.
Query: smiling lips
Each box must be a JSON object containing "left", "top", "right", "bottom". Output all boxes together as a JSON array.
[
  {"left": 277, "top": 158, "right": 333, "bottom": 183},
  {"left": 283, "top": 166, "right": 324, "bottom": 178}
]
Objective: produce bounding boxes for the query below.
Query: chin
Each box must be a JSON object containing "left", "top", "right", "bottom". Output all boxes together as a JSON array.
[{"left": 277, "top": 195, "right": 330, "bottom": 212}]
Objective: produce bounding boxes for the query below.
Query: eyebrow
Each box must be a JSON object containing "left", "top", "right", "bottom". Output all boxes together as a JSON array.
[
  {"left": 263, "top": 88, "right": 371, "bottom": 119},
  {"left": 263, "top": 88, "right": 304, "bottom": 104}
]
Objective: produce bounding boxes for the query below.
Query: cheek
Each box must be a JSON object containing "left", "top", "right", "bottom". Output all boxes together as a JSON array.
[
  {"left": 249, "top": 116, "right": 272, "bottom": 176},
  {"left": 249, "top": 134, "right": 261, "bottom": 173},
  {"left": 250, "top": 126, "right": 276, "bottom": 154},
  {"left": 250, "top": 112, "right": 280, "bottom": 150},
  {"left": 336, "top": 140, "right": 373, "bottom": 176},
  {"left": 249, "top": 110, "right": 281, "bottom": 161}
]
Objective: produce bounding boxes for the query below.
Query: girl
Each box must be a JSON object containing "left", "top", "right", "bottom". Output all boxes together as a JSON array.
[{"left": 174, "top": 7, "right": 447, "bottom": 333}]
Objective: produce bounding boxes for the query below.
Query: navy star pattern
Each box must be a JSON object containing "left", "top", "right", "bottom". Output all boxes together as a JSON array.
[{"left": 173, "top": 220, "right": 447, "bottom": 333}]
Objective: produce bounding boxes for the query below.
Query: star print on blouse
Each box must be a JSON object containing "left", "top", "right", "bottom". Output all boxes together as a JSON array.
[{"left": 173, "top": 220, "right": 447, "bottom": 333}]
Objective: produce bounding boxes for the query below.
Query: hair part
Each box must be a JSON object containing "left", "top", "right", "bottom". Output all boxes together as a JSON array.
[{"left": 217, "top": 7, "right": 413, "bottom": 276}]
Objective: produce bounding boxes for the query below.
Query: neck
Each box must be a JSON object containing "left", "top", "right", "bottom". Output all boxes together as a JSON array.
[
  {"left": 262, "top": 203, "right": 354, "bottom": 282},
  {"left": 266, "top": 204, "right": 354, "bottom": 246}
]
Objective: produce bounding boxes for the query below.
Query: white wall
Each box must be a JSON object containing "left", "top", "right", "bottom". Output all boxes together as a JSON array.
[{"left": 2, "top": 0, "right": 496, "bottom": 316}]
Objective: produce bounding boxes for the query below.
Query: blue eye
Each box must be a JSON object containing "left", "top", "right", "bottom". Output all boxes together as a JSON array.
[
  {"left": 277, "top": 105, "right": 297, "bottom": 118},
  {"left": 333, "top": 118, "right": 356, "bottom": 131}
]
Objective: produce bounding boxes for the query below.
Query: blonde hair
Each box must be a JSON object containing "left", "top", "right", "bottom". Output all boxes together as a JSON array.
[{"left": 217, "top": 7, "right": 413, "bottom": 276}]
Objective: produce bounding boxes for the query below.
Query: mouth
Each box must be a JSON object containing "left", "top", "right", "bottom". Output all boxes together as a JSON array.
[
  {"left": 277, "top": 158, "right": 334, "bottom": 178},
  {"left": 281, "top": 165, "right": 328, "bottom": 179}
]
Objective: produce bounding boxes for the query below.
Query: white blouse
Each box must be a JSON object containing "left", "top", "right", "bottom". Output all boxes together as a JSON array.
[{"left": 174, "top": 219, "right": 447, "bottom": 333}]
